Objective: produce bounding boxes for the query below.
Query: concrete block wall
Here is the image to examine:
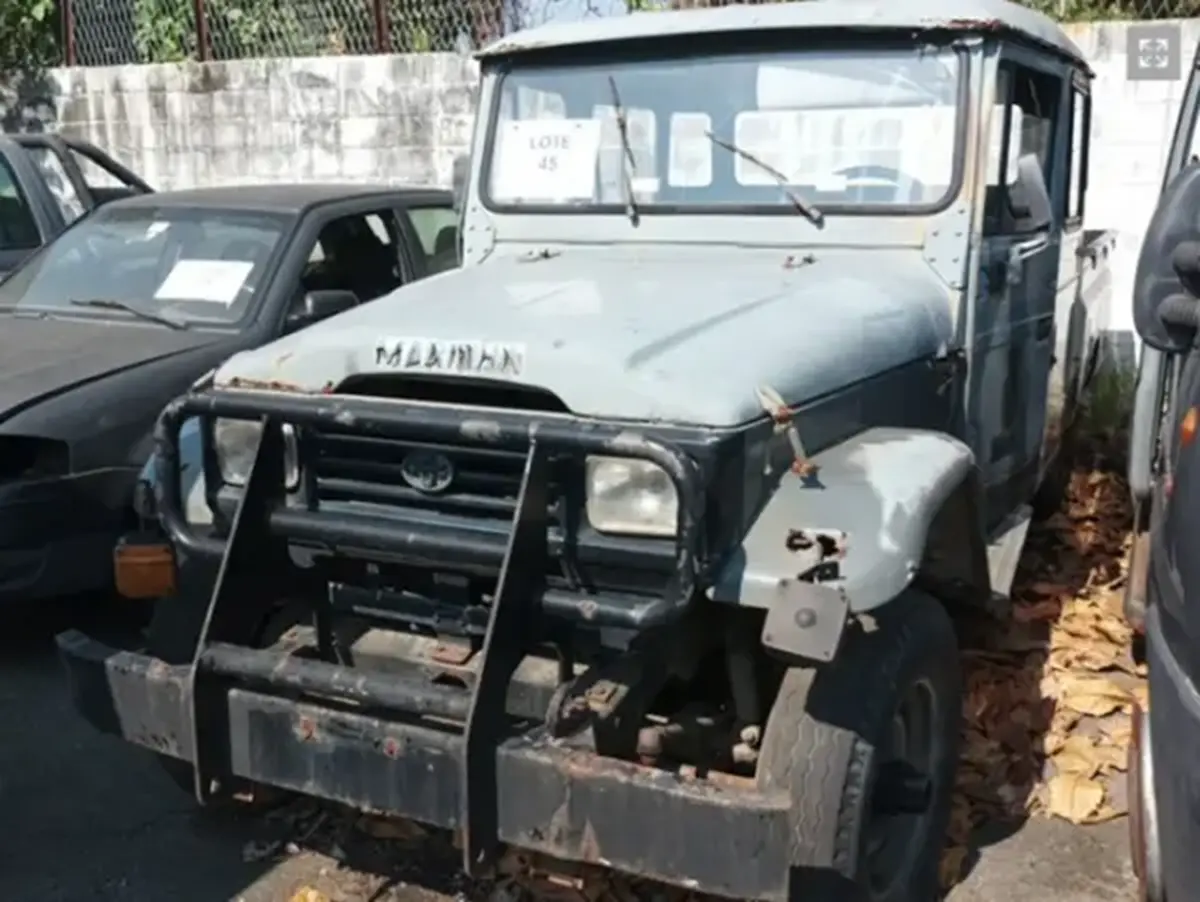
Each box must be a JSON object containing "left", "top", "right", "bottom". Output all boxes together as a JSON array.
[
  {"left": 43, "top": 53, "right": 479, "bottom": 192},
  {"left": 0, "top": 18, "right": 1196, "bottom": 344}
]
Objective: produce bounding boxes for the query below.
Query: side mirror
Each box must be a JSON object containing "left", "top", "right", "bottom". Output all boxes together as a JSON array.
[
  {"left": 451, "top": 153, "right": 469, "bottom": 213},
  {"left": 1134, "top": 163, "right": 1200, "bottom": 352},
  {"left": 1007, "top": 153, "right": 1053, "bottom": 232},
  {"left": 286, "top": 289, "right": 358, "bottom": 330}
]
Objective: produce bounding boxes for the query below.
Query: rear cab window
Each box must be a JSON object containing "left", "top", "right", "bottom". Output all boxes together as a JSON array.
[{"left": 405, "top": 206, "right": 460, "bottom": 275}]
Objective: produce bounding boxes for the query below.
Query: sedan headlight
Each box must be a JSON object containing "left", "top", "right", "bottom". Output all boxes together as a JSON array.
[
  {"left": 213, "top": 418, "right": 299, "bottom": 489},
  {"left": 585, "top": 455, "right": 678, "bottom": 537}
]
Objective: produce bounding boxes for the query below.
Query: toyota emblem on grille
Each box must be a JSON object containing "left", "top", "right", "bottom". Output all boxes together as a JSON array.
[{"left": 400, "top": 450, "right": 455, "bottom": 494}]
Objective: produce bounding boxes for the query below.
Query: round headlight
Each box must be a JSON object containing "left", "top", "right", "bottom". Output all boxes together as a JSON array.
[
  {"left": 585, "top": 455, "right": 678, "bottom": 537},
  {"left": 213, "top": 419, "right": 299, "bottom": 489}
]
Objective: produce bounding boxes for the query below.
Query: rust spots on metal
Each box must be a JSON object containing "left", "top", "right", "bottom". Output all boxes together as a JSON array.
[
  {"left": 583, "top": 680, "right": 618, "bottom": 713},
  {"left": 935, "top": 16, "right": 1004, "bottom": 30},
  {"left": 221, "top": 375, "right": 306, "bottom": 393},
  {"left": 295, "top": 715, "right": 318, "bottom": 741},
  {"left": 431, "top": 641, "right": 474, "bottom": 666},
  {"left": 575, "top": 598, "right": 599, "bottom": 621},
  {"left": 381, "top": 736, "right": 403, "bottom": 759},
  {"left": 755, "top": 384, "right": 818, "bottom": 479},
  {"left": 677, "top": 764, "right": 756, "bottom": 791},
  {"left": 785, "top": 528, "right": 847, "bottom": 560},
  {"left": 782, "top": 252, "right": 816, "bottom": 270}
]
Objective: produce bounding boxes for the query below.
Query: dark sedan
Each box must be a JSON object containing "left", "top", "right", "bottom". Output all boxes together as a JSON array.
[{"left": 0, "top": 182, "right": 457, "bottom": 604}]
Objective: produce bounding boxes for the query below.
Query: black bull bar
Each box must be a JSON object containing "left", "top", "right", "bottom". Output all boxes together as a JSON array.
[{"left": 57, "top": 389, "right": 798, "bottom": 899}]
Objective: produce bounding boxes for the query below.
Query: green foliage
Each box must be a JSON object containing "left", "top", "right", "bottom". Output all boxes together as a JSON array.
[
  {"left": 31, "top": 0, "right": 1200, "bottom": 68},
  {"left": 652, "top": 0, "right": 1200, "bottom": 19},
  {"left": 0, "top": 0, "right": 59, "bottom": 73}
]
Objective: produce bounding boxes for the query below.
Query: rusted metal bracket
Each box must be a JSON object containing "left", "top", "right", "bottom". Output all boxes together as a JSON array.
[{"left": 756, "top": 385, "right": 817, "bottom": 478}]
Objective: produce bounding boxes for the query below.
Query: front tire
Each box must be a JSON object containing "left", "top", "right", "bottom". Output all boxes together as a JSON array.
[{"left": 756, "top": 590, "right": 962, "bottom": 902}]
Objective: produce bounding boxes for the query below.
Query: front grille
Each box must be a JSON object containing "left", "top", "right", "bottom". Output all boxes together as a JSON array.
[
  {"left": 315, "top": 376, "right": 574, "bottom": 522},
  {"left": 311, "top": 430, "right": 568, "bottom": 525},
  {"left": 306, "top": 378, "right": 674, "bottom": 596}
]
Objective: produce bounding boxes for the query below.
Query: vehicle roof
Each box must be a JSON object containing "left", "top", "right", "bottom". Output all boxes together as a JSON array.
[
  {"left": 108, "top": 182, "right": 452, "bottom": 214},
  {"left": 477, "top": 0, "right": 1087, "bottom": 68}
]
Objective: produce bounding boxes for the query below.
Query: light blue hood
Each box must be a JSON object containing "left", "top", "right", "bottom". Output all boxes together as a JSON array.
[{"left": 215, "top": 246, "right": 955, "bottom": 427}]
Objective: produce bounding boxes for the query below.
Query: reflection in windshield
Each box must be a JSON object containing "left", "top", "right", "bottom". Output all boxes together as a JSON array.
[
  {"left": 486, "top": 46, "right": 961, "bottom": 212},
  {"left": 0, "top": 207, "right": 290, "bottom": 324}
]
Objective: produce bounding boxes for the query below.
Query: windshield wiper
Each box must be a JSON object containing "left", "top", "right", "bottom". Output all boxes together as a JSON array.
[
  {"left": 704, "top": 131, "right": 824, "bottom": 228},
  {"left": 69, "top": 298, "right": 188, "bottom": 330},
  {"left": 607, "top": 76, "right": 640, "bottom": 228}
]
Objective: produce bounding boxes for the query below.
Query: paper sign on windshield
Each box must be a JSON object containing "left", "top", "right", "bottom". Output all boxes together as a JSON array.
[
  {"left": 491, "top": 119, "right": 601, "bottom": 203},
  {"left": 154, "top": 259, "right": 254, "bottom": 305}
]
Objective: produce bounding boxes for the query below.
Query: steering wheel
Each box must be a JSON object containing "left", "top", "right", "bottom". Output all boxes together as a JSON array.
[{"left": 834, "top": 165, "right": 926, "bottom": 203}]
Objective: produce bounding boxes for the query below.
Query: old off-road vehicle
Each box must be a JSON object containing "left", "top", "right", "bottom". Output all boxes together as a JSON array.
[{"left": 58, "top": 1, "right": 1115, "bottom": 897}]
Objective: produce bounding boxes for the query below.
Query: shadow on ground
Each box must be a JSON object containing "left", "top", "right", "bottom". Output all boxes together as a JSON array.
[{"left": 0, "top": 596, "right": 279, "bottom": 902}]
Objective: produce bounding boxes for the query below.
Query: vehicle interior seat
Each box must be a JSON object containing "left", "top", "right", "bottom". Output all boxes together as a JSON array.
[{"left": 323, "top": 218, "right": 401, "bottom": 302}]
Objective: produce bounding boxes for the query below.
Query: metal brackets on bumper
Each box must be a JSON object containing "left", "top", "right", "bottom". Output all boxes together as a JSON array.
[{"left": 57, "top": 629, "right": 795, "bottom": 900}]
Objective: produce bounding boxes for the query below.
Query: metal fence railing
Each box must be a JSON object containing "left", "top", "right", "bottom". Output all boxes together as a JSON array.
[
  {"left": 54, "top": 0, "right": 1200, "bottom": 67},
  {"left": 61, "top": 0, "right": 518, "bottom": 65}
]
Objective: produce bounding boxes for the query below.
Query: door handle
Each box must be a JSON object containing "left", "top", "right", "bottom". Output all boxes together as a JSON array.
[{"left": 1007, "top": 233, "right": 1052, "bottom": 285}]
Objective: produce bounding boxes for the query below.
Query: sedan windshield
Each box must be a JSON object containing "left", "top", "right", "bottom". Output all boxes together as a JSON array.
[
  {"left": 0, "top": 206, "right": 291, "bottom": 325},
  {"left": 484, "top": 46, "right": 962, "bottom": 213}
]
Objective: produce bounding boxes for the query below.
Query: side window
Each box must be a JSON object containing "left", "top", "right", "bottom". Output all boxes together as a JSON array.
[
  {"left": 26, "top": 147, "right": 86, "bottom": 225},
  {"left": 1066, "top": 84, "right": 1089, "bottom": 224},
  {"left": 294, "top": 209, "right": 403, "bottom": 313},
  {"left": 985, "top": 63, "right": 1062, "bottom": 234},
  {"left": 405, "top": 206, "right": 461, "bottom": 275}
]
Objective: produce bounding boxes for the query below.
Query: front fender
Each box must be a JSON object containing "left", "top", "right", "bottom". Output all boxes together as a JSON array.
[
  {"left": 709, "top": 427, "right": 982, "bottom": 661},
  {"left": 140, "top": 416, "right": 211, "bottom": 526}
]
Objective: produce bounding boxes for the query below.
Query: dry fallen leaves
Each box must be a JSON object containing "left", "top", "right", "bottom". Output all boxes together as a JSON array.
[
  {"left": 289, "top": 888, "right": 331, "bottom": 902},
  {"left": 941, "top": 460, "right": 1141, "bottom": 889}
]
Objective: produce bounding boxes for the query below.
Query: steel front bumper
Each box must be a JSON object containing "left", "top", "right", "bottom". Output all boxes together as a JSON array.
[{"left": 57, "top": 629, "right": 795, "bottom": 900}]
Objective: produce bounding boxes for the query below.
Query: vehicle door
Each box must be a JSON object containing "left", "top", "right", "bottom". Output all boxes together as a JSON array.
[
  {"left": 13, "top": 134, "right": 151, "bottom": 227},
  {"left": 270, "top": 204, "right": 414, "bottom": 336},
  {"left": 1054, "top": 71, "right": 1096, "bottom": 437},
  {"left": 397, "top": 202, "right": 462, "bottom": 276},
  {"left": 972, "top": 52, "right": 1066, "bottom": 517},
  {"left": 0, "top": 143, "right": 60, "bottom": 275}
]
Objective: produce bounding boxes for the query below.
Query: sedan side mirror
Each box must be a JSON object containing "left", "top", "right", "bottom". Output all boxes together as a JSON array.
[{"left": 286, "top": 289, "right": 358, "bottom": 331}]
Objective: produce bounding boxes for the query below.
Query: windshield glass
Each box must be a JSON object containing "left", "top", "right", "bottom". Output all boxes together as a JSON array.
[
  {"left": 484, "top": 46, "right": 962, "bottom": 213},
  {"left": 0, "top": 206, "right": 290, "bottom": 324}
]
